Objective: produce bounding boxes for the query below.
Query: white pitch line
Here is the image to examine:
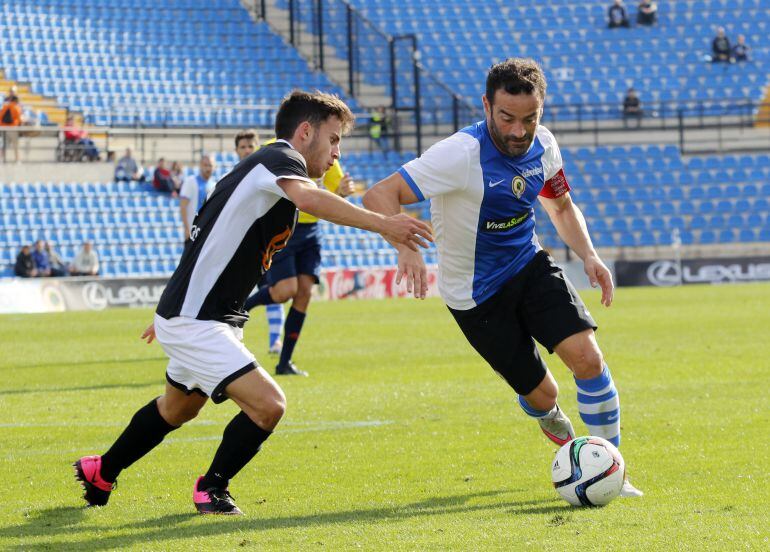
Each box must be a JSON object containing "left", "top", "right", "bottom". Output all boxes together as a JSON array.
[{"left": 1, "top": 420, "right": 394, "bottom": 458}]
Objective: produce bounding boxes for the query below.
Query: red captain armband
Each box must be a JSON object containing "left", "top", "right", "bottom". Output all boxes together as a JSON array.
[{"left": 539, "top": 168, "right": 571, "bottom": 198}]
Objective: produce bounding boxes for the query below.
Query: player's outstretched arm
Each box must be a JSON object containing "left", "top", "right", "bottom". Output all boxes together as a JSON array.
[
  {"left": 278, "top": 177, "right": 432, "bottom": 252},
  {"left": 538, "top": 193, "right": 614, "bottom": 307},
  {"left": 364, "top": 172, "right": 429, "bottom": 299}
]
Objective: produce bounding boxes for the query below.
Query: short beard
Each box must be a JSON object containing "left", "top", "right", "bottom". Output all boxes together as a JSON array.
[
  {"left": 488, "top": 116, "right": 532, "bottom": 157},
  {"left": 305, "top": 133, "right": 324, "bottom": 179}
]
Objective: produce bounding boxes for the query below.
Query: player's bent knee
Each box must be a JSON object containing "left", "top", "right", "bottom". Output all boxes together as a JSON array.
[{"left": 570, "top": 348, "right": 604, "bottom": 380}]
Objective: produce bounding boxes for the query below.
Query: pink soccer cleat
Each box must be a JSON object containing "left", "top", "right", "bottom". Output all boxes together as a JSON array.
[
  {"left": 73, "top": 455, "right": 115, "bottom": 507},
  {"left": 193, "top": 476, "right": 243, "bottom": 515}
]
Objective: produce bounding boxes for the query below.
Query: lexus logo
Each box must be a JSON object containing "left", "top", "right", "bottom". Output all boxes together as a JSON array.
[
  {"left": 646, "top": 260, "right": 681, "bottom": 287},
  {"left": 82, "top": 282, "right": 109, "bottom": 310}
]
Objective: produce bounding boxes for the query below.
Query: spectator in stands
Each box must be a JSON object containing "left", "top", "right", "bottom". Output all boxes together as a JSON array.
[
  {"left": 70, "top": 241, "right": 100, "bottom": 276},
  {"left": 46, "top": 241, "right": 69, "bottom": 277},
  {"left": 179, "top": 154, "right": 216, "bottom": 239},
  {"left": 31, "top": 239, "right": 52, "bottom": 277},
  {"left": 64, "top": 116, "right": 100, "bottom": 161},
  {"left": 607, "top": 0, "right": 630, "bottom": 28},
  {"left": 369, "top": 106, "right": 389, "bottom": 152},
  {"left": 153, "top": 157, "right": 177, "bottom": 195},
  {"left": 170, "top": 161, "right": 184, "bottom": 191},
  {"left": 14, "top": 245, "right": 37, "bottom": 278},
  {"left": 711, "top": 27, "right": 731, "bottom": 63},
  {"left": 622, "top": 88, "right": 643, "bottom": 127},
  {"left": 115, "top": 148, "right": 145, "bottom": 182},
  {"left": 0, "top": 91, "right": 23, "bottom": 163},
  {"left": 732, "top": 35, "right": 751, "bottom": 62},
  {"left": 636, "top": 1, "right": 657, "bottom": 26}
]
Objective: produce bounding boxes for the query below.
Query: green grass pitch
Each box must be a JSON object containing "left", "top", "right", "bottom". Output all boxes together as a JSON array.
[{"left": 1, "top": 284, "right": 768, "bottom": 550}]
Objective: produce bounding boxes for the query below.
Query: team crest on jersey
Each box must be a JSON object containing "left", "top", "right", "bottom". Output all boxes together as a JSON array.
[{"left": 512, "top": 175, "right": 527, "bottom": 198}]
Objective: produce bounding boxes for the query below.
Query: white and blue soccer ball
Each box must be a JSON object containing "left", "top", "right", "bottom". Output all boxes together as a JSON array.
[{"left": 551, "top": 436, "right": 625, "bottom": 507}]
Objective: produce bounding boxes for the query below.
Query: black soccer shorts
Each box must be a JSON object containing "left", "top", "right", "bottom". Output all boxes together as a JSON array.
[{"left": 448, "top": 251, "right": 597, "bottom": 396}]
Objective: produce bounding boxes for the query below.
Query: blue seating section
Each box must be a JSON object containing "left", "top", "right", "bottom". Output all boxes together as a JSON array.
[
  {"left": 2, "top": 146, "right": 769, "bottom": 278},
  {"left": 537, "top": 146, "right": 770, "bottom": 249},
  {"left": 1, "top": 0, "right": 358, "bottom": 127},
  {"left": 281, "top": 0, "right": 769, "bottom": 120}
]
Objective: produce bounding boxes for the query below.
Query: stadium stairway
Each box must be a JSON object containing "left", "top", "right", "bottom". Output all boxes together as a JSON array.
[
  {"left": 0, "top": 70, "right": 64, "bottom": 126},
  {"left": 2, "top": 145, "right": 769, "bottom": 279}
]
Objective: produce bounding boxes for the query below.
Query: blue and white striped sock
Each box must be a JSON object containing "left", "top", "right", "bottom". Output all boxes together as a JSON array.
[
  {"left": 266, "top": 303, "right": 285, "bottom": 348},
  {"left": 518, "top": 395, "right": 557, "bottom": 419},
  {"left": 575, "top": 364, "right": 620, "bottom": 447}
]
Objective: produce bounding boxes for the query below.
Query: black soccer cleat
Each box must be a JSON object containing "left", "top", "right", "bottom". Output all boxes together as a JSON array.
[
  {"left": 275, "top": 361, "right": 308, "bottom": 377},
  {"left": 73, "top": 455, "right": 116, "bottom": 507},
  {"left": 193, "top": 476, "right": 243, "bottom": 515}
]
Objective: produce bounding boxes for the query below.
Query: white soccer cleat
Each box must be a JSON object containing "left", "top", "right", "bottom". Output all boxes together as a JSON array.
[
  {"left": 538, "top": 405, "right": 576, "bottom": 446},
  {"left": 620, "top": 477, "right": 644, "bottom": 498},
  {"left": 268, "top": 340, "right": 282, "bottom": 355}
]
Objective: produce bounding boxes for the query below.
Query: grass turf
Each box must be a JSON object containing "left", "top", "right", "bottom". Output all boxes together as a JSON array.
[{"left": 1, "top": 284, "right": 769, "bottom": 550}]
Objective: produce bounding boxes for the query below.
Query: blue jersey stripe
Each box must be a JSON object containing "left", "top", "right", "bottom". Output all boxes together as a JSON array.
[{"left": 398, "top": 167, "right": 426, "bottom": 202}]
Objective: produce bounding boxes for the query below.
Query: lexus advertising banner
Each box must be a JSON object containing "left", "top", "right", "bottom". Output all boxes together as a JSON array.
[{"left": 615, "top": 257, "right": 770, "bottom": 287}]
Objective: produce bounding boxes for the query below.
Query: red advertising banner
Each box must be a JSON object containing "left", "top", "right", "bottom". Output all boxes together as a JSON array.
[{"left": 314, "top": 266, "right": 440, "bottom": 301}]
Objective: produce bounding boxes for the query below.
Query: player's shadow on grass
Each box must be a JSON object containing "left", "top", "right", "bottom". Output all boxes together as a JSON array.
[
  {"left": 5, "top": 356, "right": 166, "bottom": 371},
  {"left": 6, "top": 490, "right": 563, "bottom": 550},
  {"left": 0, "top": 506, "right": 88, "bottom": 544},
  {"left": 0, "top": 382, "right": 159, "bottom": 396}
]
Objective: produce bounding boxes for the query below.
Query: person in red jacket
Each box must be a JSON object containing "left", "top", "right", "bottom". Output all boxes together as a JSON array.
[{"left": 64, "top": 116, "right": 100, "bottom": 161}]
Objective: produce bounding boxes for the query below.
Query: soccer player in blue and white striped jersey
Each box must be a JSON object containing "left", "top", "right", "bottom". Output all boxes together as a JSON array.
[{"left": 364, "top": 58, "right": 642, "bottom": 498}]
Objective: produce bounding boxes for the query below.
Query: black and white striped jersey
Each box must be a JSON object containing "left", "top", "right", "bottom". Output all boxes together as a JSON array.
[{"left": 156, "top": 140, "right": 314, "bottom": 327}]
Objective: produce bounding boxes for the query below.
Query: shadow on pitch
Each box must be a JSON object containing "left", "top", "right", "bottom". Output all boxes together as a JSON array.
[
  {"left": 0, "top": 381, "right": 160, "bottom": 396},
  {"left": 3, "top": 356, "right": 166, "bottom": 371},
  {"left": 0, "top": 506, "right": 88, "bottom": 546},
  {"left": 5, "top": 490, "right": 563, "bottom": 550}
]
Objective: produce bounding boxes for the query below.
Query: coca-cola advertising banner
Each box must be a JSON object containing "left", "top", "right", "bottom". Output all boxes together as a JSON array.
[
  {"left": 315, "top": 266, "right": 440, "bottom": 300},
  {"left": 615, "top": 257, "right": 770, "bottom": 287}
]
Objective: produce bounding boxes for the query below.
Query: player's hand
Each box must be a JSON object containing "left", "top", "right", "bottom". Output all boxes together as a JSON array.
[
  {"left": 141, "top": 323, "right": 156, "bottom": 344},
  {"left": 380, "top": 214, "right": 433, "bottom": 252},
  {"left": 338, "top": 173, "right": 356, "bottom": 197},
  {"left": 584, "top": 254, "right": 614, "bottom": 307},
  {"left": 396, "top": 247, "right": 428, "bottom": 299}
]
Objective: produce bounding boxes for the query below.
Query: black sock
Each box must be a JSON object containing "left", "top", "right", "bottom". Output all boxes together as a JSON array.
[
  {"left": 100, "top": 399, "right": 178, "bottom": 482},
  {"left": 278, "top": 307, "right": 306, "bottom": 366},
  {"left": 199, "top": 411, "right": 272, "bottom": 490},
  {"left": 244, "top": 286, "right": 274, "bottom": 311}
]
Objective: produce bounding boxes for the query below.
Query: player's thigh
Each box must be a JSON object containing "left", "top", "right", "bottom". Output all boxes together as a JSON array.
[
  {"left": 448, "top": 295, "right": 547, "bottom": 396},
  {"left": 520, "top": 252, "right": 597, "bottom": 355},
  {"left": 225, "top": 365, "right": 286, "bottom": 430},
  {"left": 157, "top": 381, "right": 208, "bottom": 426}
]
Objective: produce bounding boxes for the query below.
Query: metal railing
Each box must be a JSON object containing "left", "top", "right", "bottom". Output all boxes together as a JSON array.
[{"left": 249, "top": 0, "right": 481, "bottom": 152}]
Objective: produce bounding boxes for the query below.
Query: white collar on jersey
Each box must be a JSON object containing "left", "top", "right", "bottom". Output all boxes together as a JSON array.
[{"left": 274, "top": 139, "right": 296, "bottom": 150}]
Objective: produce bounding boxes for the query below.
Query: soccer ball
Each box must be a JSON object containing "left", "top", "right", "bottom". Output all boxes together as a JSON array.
[{"left": 551, "top": 436, "right": 625, "bottom": 507}]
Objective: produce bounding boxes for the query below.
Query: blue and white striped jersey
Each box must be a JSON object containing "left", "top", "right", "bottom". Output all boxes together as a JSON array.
[{"left": 399, "top": 121, "right": 571, "bottom": 310}]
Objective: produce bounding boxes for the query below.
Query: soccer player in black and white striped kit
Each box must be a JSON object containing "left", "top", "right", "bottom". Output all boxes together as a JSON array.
[{"left": 73, "top": 91, "right": 432, "bottom": 515}]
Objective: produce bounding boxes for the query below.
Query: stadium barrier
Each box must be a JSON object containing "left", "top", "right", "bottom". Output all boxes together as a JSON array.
[
  {"left": 0, "top": 268, "right": 437, "bottom": 314},
  {"left": 0, "top": 261, "right": 607, "bottom": 314},
  {"left": 615, "top": 256, "right": 770, "bottom": 287}
]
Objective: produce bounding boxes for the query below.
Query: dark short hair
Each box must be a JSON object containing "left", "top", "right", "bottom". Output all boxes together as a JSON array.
[
  {"left": 486, "top": 58, "right": 547, "bottom": 104},
  {"left": 235, "top": 129, "right": 259, "bottom": 148},
  {"left": 275, "top": 90, "right": 355, "bottom": 140}
]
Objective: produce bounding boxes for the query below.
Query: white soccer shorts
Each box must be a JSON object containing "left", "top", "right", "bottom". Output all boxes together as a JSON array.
[{"left": 154, "top": 313, "right": 257, "bottom": 403}]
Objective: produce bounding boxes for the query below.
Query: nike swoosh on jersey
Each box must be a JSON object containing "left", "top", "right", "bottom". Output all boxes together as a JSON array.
[{"left": 488, "top": 179, "right": 505, "bottom": 187}]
